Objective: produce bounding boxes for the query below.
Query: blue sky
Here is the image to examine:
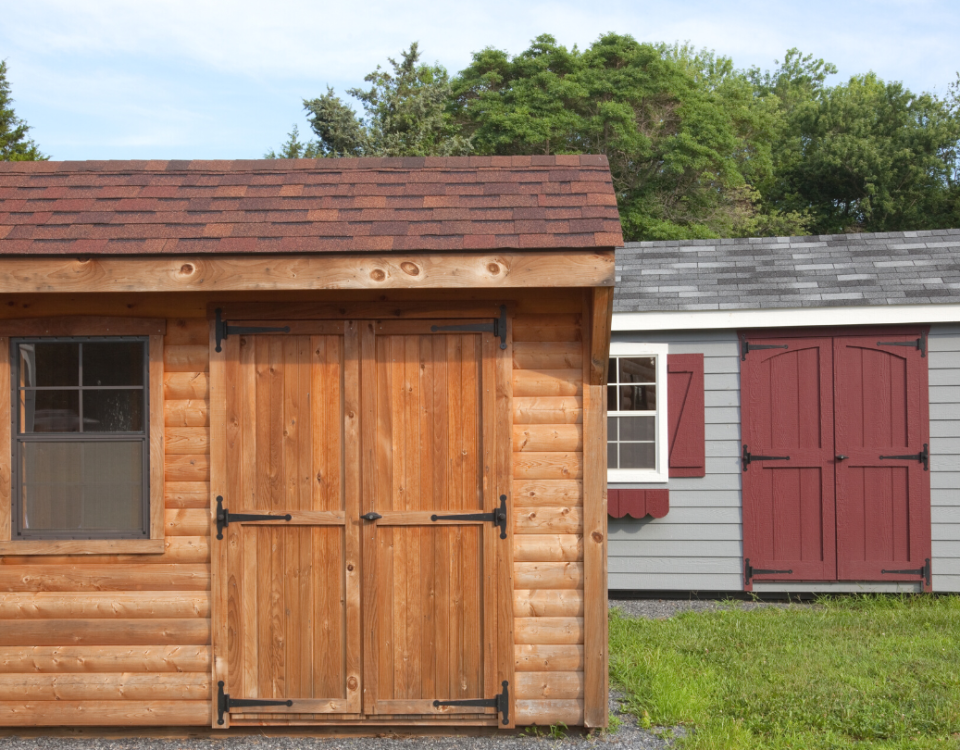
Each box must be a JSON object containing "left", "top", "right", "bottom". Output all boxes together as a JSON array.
[{"left": 2, "top": 0, "right": 958, "bottom": 161}]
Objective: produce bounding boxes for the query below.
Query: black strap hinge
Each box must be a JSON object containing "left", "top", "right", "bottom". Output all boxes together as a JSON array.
[
  {"left": 742, "top": 445, "right": 791, "bottom": 472},
  {"left": 215, "top": 496, "right": 292, "bottom": 540},
  {"left": 431, "top": 495, "right": 507, "bottom": 539},
  {"left": 215, "top": 308, "right": 291, "bottom": 352},
  {"left": 879, "top": 444, "right": 929, "bottom": 471},
  {"left": 742, "top": 341, "right": 788, "bottom": 360},
  {"left": 744, "top": 558, "right": 793, "bottom": 585},
  {"left": 877, "top": 333, "right": 926, "bottom": 357},
  {"left": 433, "top": 680, "right": 509, "bottom": 725},
  {"left": 217, "top": 681, "right": 292, "bottom": 725},
  {"left": 430, "top": 305, "right": 508, "bottom": 350},
  {"left": 882, "top": 558, "right": 931, "bottom": 588}
]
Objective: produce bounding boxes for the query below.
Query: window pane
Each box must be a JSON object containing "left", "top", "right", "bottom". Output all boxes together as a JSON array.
[
  {"left": 21, "top": 442, "right": 143, "bottom": 533},
  {"left": 619, "top": 384, "right": 656, "bottom": 411},
  {"left": 620, "top": 442, "right": 656, "bottom": 469},
  {"left": 607, "top": 386, "right": 618, "bottom": 411},
  {"left": 619, "top": 416, "right": 655, "bottom": 441},
  {"left": 83, "top": 342, "right": 144, "bottom": 387},
  {"left": 22, "top": 343, "right": 79, "bottom": 388},
  {"left": 24, "top": 391, "right": 80, "bottom": 433},
  {"left": 607, "top": 443, "right": 618, "bottom": 470},
  {"left": 607, "top": 358, "right": 617, "bottom": 384},
  {"left": 83, "top": 390, "right": 144, "bottom": 432},
  {"left": 618, "top": 357, "right": 655, "bottom": 384}
]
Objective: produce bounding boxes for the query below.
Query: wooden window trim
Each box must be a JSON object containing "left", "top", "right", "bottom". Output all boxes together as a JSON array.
[{"left": 0, "top": 317, "right": 165, "bottom": 555}]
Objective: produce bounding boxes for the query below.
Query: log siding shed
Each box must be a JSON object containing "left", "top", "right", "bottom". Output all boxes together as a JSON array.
[
  {"left": 610, "top": 229, "right": 960, "bottom": 595},
  {"left": 0, "top": 156, "right": 620, "bottom": 730}
]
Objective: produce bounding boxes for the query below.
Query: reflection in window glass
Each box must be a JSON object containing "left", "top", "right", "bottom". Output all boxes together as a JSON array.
[{"left": 608, "top": 354, "right": 658, "bottom": 471}]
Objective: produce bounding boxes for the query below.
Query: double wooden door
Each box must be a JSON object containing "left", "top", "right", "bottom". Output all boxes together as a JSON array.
[
  {"left": 211, "top": 319, "right": 508, "bottom": 726},
  {"left": 741, "top": 331, "right": 931, "bottom": 588}
]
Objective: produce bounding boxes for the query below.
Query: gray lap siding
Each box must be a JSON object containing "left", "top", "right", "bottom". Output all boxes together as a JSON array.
[{"left": 608, "top": 324, "right": 960, "bottom": 593}]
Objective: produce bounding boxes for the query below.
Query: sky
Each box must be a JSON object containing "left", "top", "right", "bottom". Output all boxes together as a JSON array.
[{"left": 2, "top": 0, "right": 959, "bottom": 161}]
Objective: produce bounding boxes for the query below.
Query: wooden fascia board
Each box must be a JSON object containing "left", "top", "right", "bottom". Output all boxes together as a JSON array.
[{"left": 0, "top": 250, "right": 615, "bottom": 294}]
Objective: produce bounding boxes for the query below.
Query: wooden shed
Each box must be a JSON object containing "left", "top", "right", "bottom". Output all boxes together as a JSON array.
[{"left": 0, "top": 156, "right": 619, "bottom": 730}]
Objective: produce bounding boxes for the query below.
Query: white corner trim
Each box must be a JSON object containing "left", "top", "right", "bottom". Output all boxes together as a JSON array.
[{"left": 612, "top": 303, "right": 960, "bottom": 332}]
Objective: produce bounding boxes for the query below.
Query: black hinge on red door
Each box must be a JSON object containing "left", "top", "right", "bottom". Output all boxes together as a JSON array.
[
  {"left": 214, "top": 308, "right": 291, "bottom": 352},
  {"left": 881, "top": 558, "right": 932, "bottom": 589},
  {"left": 741, "top": 341, "right": 788, "bottom": 360},
  {"left": 742, "top": 445, "right": 791, "bottom": 472},
  {"left": 433, "top": 681, "right": 510, "bottom": 725},
  {"left": 879, "top": 443, "right": 929, "bottom": 471},
  {"left": 430, "top": 305, "right": 508, "bottom": 350},
  {"left": 877, "top": 333, "right": 926, "bottom": 357},
  {"left": 744, "top": 558, "right": 793, "bottom": 585},
  {"left": 217, "top": 681, "right": 292, "bottom": 725},
  {"left": 430, "top": 495, "right": 508, "bottom": 539}
]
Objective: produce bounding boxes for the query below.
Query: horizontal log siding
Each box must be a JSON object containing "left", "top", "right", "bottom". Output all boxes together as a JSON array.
[
  {"left": 608, "top": 330, "right": 744, "bottom": 591},
  {"left": 928, "top": 324, "right": 960, "bottom": 592},
  {"left": 0, "top": 317, "right": 211, "bottom": 723},
  {"left": 512, "top": 312, "right": 586, "bottom": 725}
]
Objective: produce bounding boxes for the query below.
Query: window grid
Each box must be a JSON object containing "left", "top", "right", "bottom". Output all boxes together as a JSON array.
[
  {"left": 11, "top": 337, "right": 150, "bottom": 540},
  {"left": 607, "top": 354, "right": 658, "bottom": 471}
]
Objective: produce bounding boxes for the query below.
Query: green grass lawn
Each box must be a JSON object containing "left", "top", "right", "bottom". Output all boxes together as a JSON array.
[{"left": 609, "top": 596, "right": 960, "bottom": 749}]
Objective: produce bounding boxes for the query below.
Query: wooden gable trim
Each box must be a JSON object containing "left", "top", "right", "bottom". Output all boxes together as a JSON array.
[{"left": 0, "top": 251, "right": 615, "bottom": 294}]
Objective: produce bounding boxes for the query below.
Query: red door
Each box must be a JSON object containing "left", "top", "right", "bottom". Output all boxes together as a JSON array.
[
  {"left": 741, "top": 338, "right": 837, "bottom": 582},
  {"left": 834, "top": 335, "right": 931, "bottom": 583}
]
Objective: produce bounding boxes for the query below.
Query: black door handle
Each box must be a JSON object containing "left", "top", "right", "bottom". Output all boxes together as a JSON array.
[
  {"left": 361, "top": 512, "right": 382, "bottom": 521},
  {"left": 836, "top": 455, "right": 848, "bottom": 461}
]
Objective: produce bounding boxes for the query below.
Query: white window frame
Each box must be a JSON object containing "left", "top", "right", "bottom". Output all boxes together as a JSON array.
[{"left": 607, "top": 342, "right": 669, "bottom": 483}]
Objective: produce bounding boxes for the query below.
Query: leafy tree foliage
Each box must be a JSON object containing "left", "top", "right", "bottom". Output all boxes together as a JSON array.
[
  {"left": 280, "top": 39, "right": 960, "bottom": 240},
  {"left": 0, "top": 60, "right": 46, "bottom": 161},
  {"left": 277, "top": 43, "right": 471, "bottom": 159},
  {"left": 264, "top": 124, "right": 321, "bottom": 159}
]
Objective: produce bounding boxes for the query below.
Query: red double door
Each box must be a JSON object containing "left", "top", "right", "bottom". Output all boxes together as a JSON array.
[{"left": 741, "top": 330, "right": 931, "bottom": 589}]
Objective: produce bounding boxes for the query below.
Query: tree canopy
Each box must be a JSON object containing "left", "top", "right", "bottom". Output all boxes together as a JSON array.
[
  {"left": 0, "top": 60, "right": 46, "bottom": 162},
  {"left": 273, "top": 38, "right": 960, "bottom": 240}
]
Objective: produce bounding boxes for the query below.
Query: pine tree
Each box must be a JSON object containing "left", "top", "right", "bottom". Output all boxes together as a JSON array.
[{"left": 0, "top": 60, "right": 46, "bottom": 161}]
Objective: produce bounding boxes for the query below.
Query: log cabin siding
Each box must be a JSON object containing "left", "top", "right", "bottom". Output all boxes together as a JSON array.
[
  {"left": 512, "top": 311, "right": 586, "bottom": 726},
  {"left": 0, "top": 315, "right": 211, "bottom": 725}
]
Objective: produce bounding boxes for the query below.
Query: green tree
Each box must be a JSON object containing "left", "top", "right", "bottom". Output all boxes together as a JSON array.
[
  {"left": 294, "top": 43, "right": 471, "bottom": 158},
  {"left": 265, "top": 124, "right": 321, "bottom": 159},
  {"left": 452, "top": 33, "right": 802, "bottom": 240},
  {"left": 753, "top": 52, "right": 960, "bottom": 233},
  {"left": 0, "top": 60, "right": 46, "bottom": 161}
]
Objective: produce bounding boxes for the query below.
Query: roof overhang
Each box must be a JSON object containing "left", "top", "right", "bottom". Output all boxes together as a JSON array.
[{"left": 612, "top": 303, "right": 960, "bottom": 331}]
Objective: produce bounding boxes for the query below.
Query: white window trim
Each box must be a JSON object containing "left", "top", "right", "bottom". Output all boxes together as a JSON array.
[{"left": 607, "top": 342, "right": 669, "bottom": 484}]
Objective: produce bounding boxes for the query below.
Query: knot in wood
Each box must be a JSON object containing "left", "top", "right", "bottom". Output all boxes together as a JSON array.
[
  {"left": 592, "top": 531, "right": 603, "bottom": 543},
  {"left": 487, "top": 262, "right": 501, "bottom": 275},
  {"left": 179, "top": 263, "right": 195, "bottom": 275},
  {"left": 400, "top": 261, "right": 420, "bottom": 276},
  {"left": 370, "top": 269, "right": 387, "bottom": 282}
]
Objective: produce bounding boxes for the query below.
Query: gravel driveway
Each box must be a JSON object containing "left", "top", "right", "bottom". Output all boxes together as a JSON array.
[{"left": 5, "top": 600, "right": 800, "bottom": 750}]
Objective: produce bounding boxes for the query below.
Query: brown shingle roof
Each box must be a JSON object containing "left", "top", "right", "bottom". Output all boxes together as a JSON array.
[{"left": 0, "top": 156, "right": 622, "bottom": 255}]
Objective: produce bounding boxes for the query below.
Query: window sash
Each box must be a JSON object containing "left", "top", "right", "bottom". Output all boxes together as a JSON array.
[
  {"left": 608, "top": 343, "right": 669, "bottom": 482},
  {"left": 11, "top": 337, "right": 151, "bottom": 540}
]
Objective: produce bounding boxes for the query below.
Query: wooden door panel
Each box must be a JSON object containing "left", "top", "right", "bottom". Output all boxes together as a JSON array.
[
  {"left": 741, "top": 339, "right": 837, "bottom": 582},
  {"left": 215, "top": 329, "right": 361, "bottom": 725},
  {"left": 362, "top": 325, "right": 503, "bottom": 722},
  {"left": 834, "top": 336, "right": 931, "bottom": 584}
]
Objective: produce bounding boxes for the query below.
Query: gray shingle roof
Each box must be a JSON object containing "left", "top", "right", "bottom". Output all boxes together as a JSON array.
[{"left": 614, "top": 228, "right": 960, "bottom": 312}]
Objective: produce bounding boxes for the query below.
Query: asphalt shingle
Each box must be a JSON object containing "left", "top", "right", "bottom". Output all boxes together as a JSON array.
[{"left": 614, "top": 229, "right": 960, "bottom": 311}]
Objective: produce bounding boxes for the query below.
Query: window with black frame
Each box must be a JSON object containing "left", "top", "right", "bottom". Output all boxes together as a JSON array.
[{"left": 12, "top": 338, "right": 149, "bottom": 539}]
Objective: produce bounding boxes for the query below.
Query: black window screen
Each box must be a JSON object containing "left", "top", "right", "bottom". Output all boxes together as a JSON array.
[{"left": 12, "top": 337, "right": 150, "bottom": 539}]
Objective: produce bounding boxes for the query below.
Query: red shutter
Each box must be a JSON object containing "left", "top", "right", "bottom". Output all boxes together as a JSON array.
[{"left": 667, "top": 354, "right": 705, "bottom": 477}]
